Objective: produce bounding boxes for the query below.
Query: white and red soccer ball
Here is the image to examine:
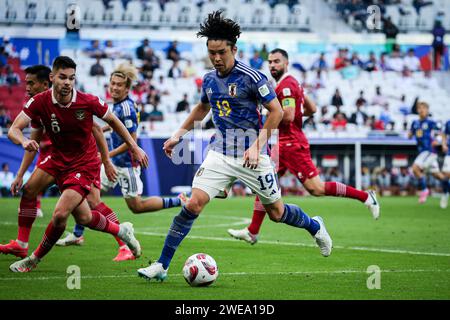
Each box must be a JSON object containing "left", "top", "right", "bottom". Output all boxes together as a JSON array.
[{"left": 183, "top": 253, "right": 218, "bottom": 287}]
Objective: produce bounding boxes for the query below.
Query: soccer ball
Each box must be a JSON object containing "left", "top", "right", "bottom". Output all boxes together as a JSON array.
[{"left": 182, "top": 253, "right": 219, "bottom": 287}]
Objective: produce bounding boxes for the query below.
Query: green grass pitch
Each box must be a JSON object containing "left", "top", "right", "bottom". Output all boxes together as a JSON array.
[{"left": 0, "top": 196, "right": 449, "bottom": 300}]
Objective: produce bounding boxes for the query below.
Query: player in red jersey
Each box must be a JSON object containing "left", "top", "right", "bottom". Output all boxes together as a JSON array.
[
  {"left": 228, "top": 49, "right": 380, "bottom": 244},
  {"left": 5, "top": 56, "right": 148, "bottom": 272},
  {"left": 0, "top": 64, "right": 121, "bottom": 260}
]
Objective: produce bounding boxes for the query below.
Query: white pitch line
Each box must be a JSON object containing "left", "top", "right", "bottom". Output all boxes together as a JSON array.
[
  {"left": 134, "top": 231, "right": 450, "bottom": 257},
  {"left": 1, "top": 269, "right": 449, "bottom": 282},
  {"left": 2, "top": 222, "right": 450, "bottom": 257}
]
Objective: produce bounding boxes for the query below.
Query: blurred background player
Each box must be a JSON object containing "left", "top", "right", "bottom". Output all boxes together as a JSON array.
[
  {"left": 6, "top": 56, "right": 148, "bottom": 272},
  {"left": 440, "top": 120, "right": 450, "bottom": 209},
  {"left": 137, "top": 11, "right": 332, "bottom": 282},
  {"left": 228, "top": 48, "right": 380, "bottom": 245},
  {"left": 408, "top": 102, "right": 448, "bottom": 205},
  {"left": 57, "top": 63, "right": 189, "bottom": 261}
]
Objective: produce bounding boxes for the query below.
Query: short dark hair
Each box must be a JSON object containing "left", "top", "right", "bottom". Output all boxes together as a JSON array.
[
  {"left": 52, "top": 56, "right": 77, "bottom": 71},
  {"left": 197, "top": 10, "right": 241, "bottom": 46},
  {"left": 24, "top": 65, "right": 51, "bottom": 83},
  {"left": 270, "top": 48, "right": 289, "bottom": 60}
]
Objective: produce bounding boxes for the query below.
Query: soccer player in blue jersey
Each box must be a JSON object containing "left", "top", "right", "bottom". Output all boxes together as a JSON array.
[
  {"left": 137, "top": 11, "right": 333, "bottom": 281},
  {"left": 440, "top": 119, "right": 450, "bottom": 209},
  {"left": 56, "top": 64, "right": 188, "bottom": 261},
  {"left": 409, "top": 102, "right": 448, "bottom": 206}
]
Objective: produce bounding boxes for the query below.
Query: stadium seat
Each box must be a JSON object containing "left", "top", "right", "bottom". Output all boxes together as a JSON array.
[
  {"left": 417, "top": 6, "right": 436, "bottom": 31},
  {"left": 290, "top": 4, "right": 310, "bottom": 29},
  {"left": 235, "top": 3, "right": 254, "bottom": 28},
  {"left": 45, "top": 0, "right": 68, "bottom": 24},
  {"left": 104, "top": 0, "right": 124, "bottom": 25},
  {"left": 178, "top": 2, "right": 200, "bottom": 27},
  {"left": 123, "top": 0, "right": 143, "bottom": 26},
  {"left": 81, "top": 0, "right": 104, "bottom": 26},
  {"left": 272, "top": 3, "right": 290, "bottom": 28},
  {"left": 160, "top": 2, "right": 179, "bottom": 27},
  {"left": 252, "top": 2, "right": 272, "bottom": 27},
  {"left": 141, "top": 1, "right": 161, "bottom": 26},
  {"left": 4, "top": 0, "right": 27, "bottom": 23}
]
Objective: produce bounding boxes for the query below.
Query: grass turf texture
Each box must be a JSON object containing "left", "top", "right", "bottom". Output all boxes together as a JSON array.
[{"left": 0, "top": 196, "right": 449, "bottom": 300}]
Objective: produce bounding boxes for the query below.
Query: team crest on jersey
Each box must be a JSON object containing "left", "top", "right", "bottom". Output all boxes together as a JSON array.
[
  {"left": 282, "top": 88, "right": 291, "bottom": 97},
  {"left": 228, "top": 83, "right": 237, "bottom": 97},
  {"left": 75, "top": 110, "right": 86, "bottom": 120},
  {"left": 422, "top": 123, "right": 428, "bottom": 130}
]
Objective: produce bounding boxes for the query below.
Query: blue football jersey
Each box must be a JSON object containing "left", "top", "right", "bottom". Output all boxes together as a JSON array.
[
  {"left": 445, "top": 120, "right": 450, "bottom": 155},
  {"left": 410, "top": 118, "right": 439, "bottom": 153},
  {"left": 200, "top": 60, "right": 277, "bottom": 157},
  {"left": 109, "top": 96, "right": 138, "bottom": 167}
]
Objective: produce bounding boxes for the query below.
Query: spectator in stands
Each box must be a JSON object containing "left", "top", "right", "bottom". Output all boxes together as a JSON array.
[
  {"left": 249, "top": 50, "right": 264, "bottom": 70},
  {"left": 382, "top": 16, "right": 399, "bottom": 54},
  {"left": 326, "top": 167, "right": 344, "bottom": 184},
  {"left": 136, "top": 38, "right": 150, "bottom": 60},
  {"left": 319, "top": 105, "right": 332, "bottom": 126},
  {"left": 379, "top": 104, "right": 393, "bottom": 128},
  {"left": 350, "top": 51, "right": 363, "bottom": 68},
  {"left": 349, "top": 100, "right": 368, "bottom": 126},
  {"left": 431, "top": 20, "right": 446, "bottom": 70},
  {"left": 311, "top": 52, "right": 328, "bottom": 72},
  {"left": 148, "top": 96, "right": 164, "bottom": 122},
  {"left": 236, "top": 50, "right": 248, "bottom": 65},
  {"left": 340, "top": 59, "right": 360, "bottom": 80},
  {"left": 168, "top": 60, "right": 182, "bottom": 79},
  {"left": 104, "top": 40, "right": 121, "bottom": 59},
  {"left": 84, "top": 40, "right": 106, "bottom": 58},
  {"left": 395, "top": 167, "right": 415, "bottom": 195},
  {"left": 361, "top": 166, "right": 372, "bottom": 190},
  {"left": 331, "top": 112, "right": 347, "bottom": 131},
  {"left": 0, "top": 46, "right": 7, "bottom": 70},
  {"left": 2, "top": 36, "right": 17, "bottom": 58},
  {"left": 356, "top": 90, "right": 367, "bottom": 106},
  {"left": 363, "top": 51, "right": 378, "bottom": 72},
  {"left": 0, "top": 162, "right": 14, "bottom": 197},
  {"left": 143, "top": 47, "right": 160, "bottom": 71},
  {"left": 412, "top": 0, "right": 433, "bottom": 16},
  {"left": 403, "top": 48, "right": 421, "bottom": 72},
  {"left": 372, "top": 86, "right": 388, "bottom": 107},
  {"left": 3, "top": 65, "right": 20, "bottom": 86},
  {"left": 131, "top": 81, "right": 148, "bottom": 104},
  {"left": 334, "top": 48, "right": 348, "bottom": 70},
  {"left": 303, "top": 116, "right": 316, "bottom": 130},
  {"left": 387, "top": 48, "right": 404, "bottom": 72},
  {"left": 0, "top": 107, "right": 11, "bottom": 128},
  {"left": 397, "top": 94, "right": 410, "bottom": 116},
  {"left": 182, "top": 60, "right": 197, "bottom": 78},
  {"left": 166, "top": 40, "right": 180, "bottom": 62},
  {"left": 330, "top": 88, "right": 344, "bottom": 107},
  {"left": 378, "top": 52, "right": 388, "bottom": 71},
  {"left": 311, "top": 69, "right": 326, "bottom": 89},
  {"left": 89, "top": 57, "right": 106, "bottom": 76},
  {"left": 375, "top": 167, "right": 392, "bottom": 195},
  {"left": 259, "top": 44, "right": 269, "bottom": 61},
  {"left": 369, "top": 115, "right": 385, "bottom": 130},
  {"left": 176, "top": 94, "right": 190, "bottom": 113},
  {"left": 155, "top": 75, "right": 170, "bottom": 95},
  {"left": 231, "top": 180, "right": 248, "bottom": 197}
]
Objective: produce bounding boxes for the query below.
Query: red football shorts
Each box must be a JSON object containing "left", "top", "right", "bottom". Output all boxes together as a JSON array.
[
  {"left": 272, "top": 143, "right": 319, "bottom": 184},
  {"left": 37, "top": 155, "right": 101, "bottom": 198}
]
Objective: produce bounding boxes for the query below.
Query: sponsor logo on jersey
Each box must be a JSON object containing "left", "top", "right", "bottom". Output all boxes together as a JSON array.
[
  {"left": 228, "top": 83, "right": 237, "bottom": 97},
  {"left": 207, "top": 88, "right": 212, "bottom": 94},
  {"left": 125, "top": 119, "right": 133, "bottom": 128},
  {"left": 196, "top": 167, "right": 204, "bottom": 177},
  {"left": 258, "top": 84, "right": 270, "bottom": 97},
  {"left": 282, "top": 88, "right": 291, "bottom": 96},
  {"left": 75, "top": 110, "right": 85, "bottom": 120},
  {"left": 98, "top": 97, "right": 105, "bottom": 105}
]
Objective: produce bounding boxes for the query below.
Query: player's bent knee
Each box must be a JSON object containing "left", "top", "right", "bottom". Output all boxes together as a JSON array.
[
  {"left": 185, "top": 198, "right": 204, "bottom": 215},
  {"left": 307, "top": 186, "right": 324, "bottom": 197},
  {"left": 22, "top": 183, "right": 40, "bottom": 199}
]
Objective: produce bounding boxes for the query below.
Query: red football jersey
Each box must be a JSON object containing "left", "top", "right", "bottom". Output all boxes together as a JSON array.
[
  {"left": 22, "top": 88, "right": 109, "bottom": 168},
  {"left": 276, "top": 74, "right": 309, "bottom": 148}
]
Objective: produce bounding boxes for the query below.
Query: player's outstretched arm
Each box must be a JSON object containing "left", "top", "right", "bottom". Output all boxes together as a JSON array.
[
  {"left": 243, "top": 98, "right": 283, "bottom": 169},
  {"left": 103, "top": 112, "right": 149, "bottom": 168},
  {"left": 303, "top": 95, "right": 317, "bottom": 117},
  {"left": 92, "top": 122, "right": 117, "bottom": 182},
  {"left": 163, "top": 102, "right": 211, "bottom": 158},
  {"left": 11, "top": 128, "right": 43, "bottom": 195},
  {"left": 8, "top": 112, "right": 39, "bottom": 151}
]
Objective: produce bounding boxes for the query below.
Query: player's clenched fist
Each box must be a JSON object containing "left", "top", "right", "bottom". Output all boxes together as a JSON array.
[
  {"left": 21, "top": 139, "right": 39, "bottom": 152},
  {"left": 10, "top": 175, "right": 24, "bottom": 196}
]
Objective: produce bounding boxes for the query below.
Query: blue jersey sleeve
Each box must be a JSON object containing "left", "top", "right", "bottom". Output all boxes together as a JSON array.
[
  {"left": 201, "top": 78, "right": 210, "bottom": 104},
  {"left": 446, "top": 121, "right": 450, "bottom": 135},
  {"left": 124, "top": 107, "right": 138, "bottom": 134},
  {"left": 252, "top": 74, "right": 277, "bottom": 105}
]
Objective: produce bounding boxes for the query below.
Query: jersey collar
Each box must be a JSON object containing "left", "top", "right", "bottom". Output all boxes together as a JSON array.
[{"left": 51, "top": 87, "right": 77, "bottom": 108}]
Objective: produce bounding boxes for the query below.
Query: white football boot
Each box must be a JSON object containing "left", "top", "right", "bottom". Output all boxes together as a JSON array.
[
  {"left": 311, "top": 216, "right": 333, "bottom": 257},
  {"left": 10, "top": 254, "right": 40, "bottom": 273},
  {"left": 365, "top": 190, "right": 380, "bottom": 220},
  {"left": 56, "top": 232, "right": 84, "bottom": 246},
  {"left": 227, "top": 227, "right": 258, "bottom": 245},
  {"left": 117, "top": 222, "right": 141, "bottom": 258},
  {"left": 138, "top": 262, "right": 168, "bottom": 282},
  {"left": 440, "top": 193, "right": 448, "bottom": 209}
]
